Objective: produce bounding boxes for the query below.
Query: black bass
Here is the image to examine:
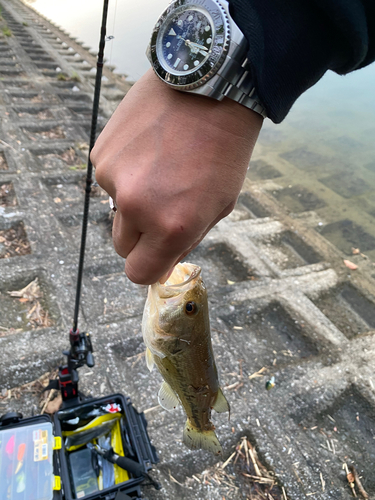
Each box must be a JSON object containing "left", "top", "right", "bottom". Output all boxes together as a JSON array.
[{"left": 142, "top": 262, "right": 230, "bottom": 455}]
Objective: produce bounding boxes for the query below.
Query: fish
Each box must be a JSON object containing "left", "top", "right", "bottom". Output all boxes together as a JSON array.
[{"left": 142, "top": 262, "right": 230, "bottom": 455}]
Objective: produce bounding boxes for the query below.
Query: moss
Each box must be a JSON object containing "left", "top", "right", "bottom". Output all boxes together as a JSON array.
[
  {"left": 2, "top": 27, "right": 12, "bottom": 37},
  {"left": 69, "top": 163, "right": 86, "bottom": 170},
  {"left": 70, "top": 71, "right": 81, "bottom": 82}
]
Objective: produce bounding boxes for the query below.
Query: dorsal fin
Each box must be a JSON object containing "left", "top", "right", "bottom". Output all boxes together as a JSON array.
[{"left": 158, "top": 381, "right": 180, "bottom": 411}]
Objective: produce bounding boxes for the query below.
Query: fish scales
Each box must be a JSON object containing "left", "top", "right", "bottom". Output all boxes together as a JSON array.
[{"left": 142, "top": 262, "right": 230, "bottom": 455}]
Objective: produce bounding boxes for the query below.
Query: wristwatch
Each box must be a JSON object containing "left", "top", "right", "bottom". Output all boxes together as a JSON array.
[{"left": 147, "top": 0, "right": 266, "bottom": 118}]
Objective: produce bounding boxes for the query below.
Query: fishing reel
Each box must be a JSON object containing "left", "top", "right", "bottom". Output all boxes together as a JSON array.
[
  {"left": 66, "top": 328, "right": 95, "bottom": 373},
  {"left": 45, "top": 329, "right": 95, "bottom": 406}
]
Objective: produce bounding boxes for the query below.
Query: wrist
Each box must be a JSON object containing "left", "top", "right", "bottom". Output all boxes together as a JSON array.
[{"left": 145, "top": 68, "right": 263, "bottom": 140}]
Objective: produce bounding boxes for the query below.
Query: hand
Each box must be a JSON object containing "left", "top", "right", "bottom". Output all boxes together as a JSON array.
[{"left": 91, "top": 69, "right": 262, "bottom": 285}]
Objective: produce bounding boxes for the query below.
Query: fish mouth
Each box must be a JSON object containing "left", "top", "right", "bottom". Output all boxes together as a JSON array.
[{"left": 154, "top": 263, "right": 202, "bottom": 299}]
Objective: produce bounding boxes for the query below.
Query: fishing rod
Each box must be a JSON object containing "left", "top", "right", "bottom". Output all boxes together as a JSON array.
[
  {"left": 44, "top": 0, "right": 110, "bottom": 404},
  {"left": 73, "top": 0, "right": 109, "bottom": 335}
]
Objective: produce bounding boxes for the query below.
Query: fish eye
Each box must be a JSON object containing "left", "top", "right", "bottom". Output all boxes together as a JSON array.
[{"left": 185, "top": 301, "right": 197, "bottom": 315}]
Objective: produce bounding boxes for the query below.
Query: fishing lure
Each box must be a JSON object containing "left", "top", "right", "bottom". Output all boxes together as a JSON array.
[
  {"left": 16, "top": 470, "right": 26, "bottom": 493},
  {"left": 15, "top": 443, "right": 26, "bottom": 473},
  {"left": 5, "top": 435, "right": 15, "bottom": 455},
  {"left": 265, "top": 376, "right": 275, "bottom": 391}
]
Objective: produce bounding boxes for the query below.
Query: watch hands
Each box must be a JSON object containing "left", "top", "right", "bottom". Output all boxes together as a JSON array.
[
  {"left": 187, "top": 41, "right": 208, "bottom": 51},
  {"left": 177, "top": 35, "right": 209, "bottom": 53}
]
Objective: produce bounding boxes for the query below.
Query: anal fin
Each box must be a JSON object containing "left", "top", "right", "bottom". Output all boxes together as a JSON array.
[
  {"left": 158, "top": 381, "right": 179, "bottom": 411},
  {"left": 213, "top": 388, "right": 230, "bottom": 414},
  {"left": 183, "top": 419, "right": 222, "bottom": 455}
]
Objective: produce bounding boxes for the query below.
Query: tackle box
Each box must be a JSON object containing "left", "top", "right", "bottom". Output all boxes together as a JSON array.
[{"left": 0, "top": 393, "right": 158, "bottom": 500}]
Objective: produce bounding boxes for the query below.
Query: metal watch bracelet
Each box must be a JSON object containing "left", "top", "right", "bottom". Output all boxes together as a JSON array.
[{"left": 216, "top": 51, "right": 267, "bottom": 118}]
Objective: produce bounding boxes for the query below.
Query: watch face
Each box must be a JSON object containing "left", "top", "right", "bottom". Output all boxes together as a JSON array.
[{"left": 149, "top": 0, "right": 230, "bottom": 90}]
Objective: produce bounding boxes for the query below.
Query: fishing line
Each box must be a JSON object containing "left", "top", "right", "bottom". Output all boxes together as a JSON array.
[
  {"left": 108, "top": 0, "right": 118, "bottom": 66},
  {"left": 72, "top": 0, "right": 110, "bottom": 333}
]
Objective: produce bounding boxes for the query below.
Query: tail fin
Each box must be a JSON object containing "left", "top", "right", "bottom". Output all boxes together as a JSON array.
[{"left": 183, "top": 419, "right": 222, "bottom": 455}]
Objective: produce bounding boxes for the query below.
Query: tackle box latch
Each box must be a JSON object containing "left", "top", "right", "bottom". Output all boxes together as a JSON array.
[
  {"left": 53, "top": 436, "right": 62, "bottom": 450},
  {"left": 53, "top": 475, "right": 62, "bottom": 491}
]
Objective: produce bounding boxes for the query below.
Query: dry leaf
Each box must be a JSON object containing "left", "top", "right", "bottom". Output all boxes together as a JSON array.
[
  {"left": 343, "top": 260, "right": 358, "bottom": 270},
  {"left": 8, "top": 278, "right": 41, "bottom": 301},
  {"left": 45, "top": 393, "right": 62, "bottom": 414}
]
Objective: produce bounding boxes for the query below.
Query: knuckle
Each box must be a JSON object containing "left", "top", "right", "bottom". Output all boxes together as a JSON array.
[
  {"left": 115, "top": 190, "right": 139, "bottom": 216},
  {"left": 89, "top": 147, "right": 97, "bottom": 166},
  {"left": 92, "top": 161, "right": 106, "bottom": 188}
]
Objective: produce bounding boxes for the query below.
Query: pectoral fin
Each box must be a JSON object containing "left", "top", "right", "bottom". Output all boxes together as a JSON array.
[
  {"left": 158, "top": 381, "right": 180, "bottom": 411},
  {"left": 213, "top": 388, "right": 230, "bottom": 414},
  {"left": 145, "top": 347, "right": 154, "bottom": 372},
  {"left": 183, "top": 419, "right": 222, "bottom": 455}
]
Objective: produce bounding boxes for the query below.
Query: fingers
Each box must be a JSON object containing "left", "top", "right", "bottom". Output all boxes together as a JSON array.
[
  {"left": 140, "top": 202, "right": 235, "bottom": 284},
  {"left": 170, "top": 200, "right": 236, "bottom": 272},
  {"left": 124, "top": 231, "right": 187, "bottom": 285},
  {"left": 112, "top": 210, "right": 140, "bottom": 259}
]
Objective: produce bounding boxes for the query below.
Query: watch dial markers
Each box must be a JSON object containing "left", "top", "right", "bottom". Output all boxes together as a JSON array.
[{"left": 160, "top": 8, "right": 214, "bottom": 75}]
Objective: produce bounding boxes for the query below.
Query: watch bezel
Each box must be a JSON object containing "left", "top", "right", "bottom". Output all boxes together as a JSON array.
[{"left": 149, "top": 0, "right": 230, "bottom": 91}]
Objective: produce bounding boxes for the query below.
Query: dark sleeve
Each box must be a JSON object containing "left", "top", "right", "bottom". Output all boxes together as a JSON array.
[{"left": 228, "top": 0, "right": 375, "bottom": 123}]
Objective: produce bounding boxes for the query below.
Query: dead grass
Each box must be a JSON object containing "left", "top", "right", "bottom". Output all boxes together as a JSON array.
[
  {"left": 186, "top": 437, "right": 288, "bottom": 500},
  {"left": 0, "top": 369, "right": 61, "bottom": 414},
  {"left": 24, "top": 126, "right": 66, "bottom": 141},
  {"left": 8, "top": 277, "right": 52, "bottom": 328},
  {"left": 0, "top": 152, "right": 8, "bottom": 170},
  {"left": 0, "top": 222, "right": 31, "bottom": 259},
  {"left": 0, "top": 182, "right": 16, "bottom": 207}
]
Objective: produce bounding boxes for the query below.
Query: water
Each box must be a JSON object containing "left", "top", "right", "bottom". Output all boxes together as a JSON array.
[
  {"left": 25, "top": 0, "right": 375, "bottom": 258},
  {"left": 24, "top": 0, "right": 167, "bottom": 81}
]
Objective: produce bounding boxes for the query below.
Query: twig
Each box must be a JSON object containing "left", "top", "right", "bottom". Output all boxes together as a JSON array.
[
  {"left": 221, "top": 451, "right": 236, "bottom": 470},
  {"left": 243, "top": 437, "right": 250, "bottom": 468},
  {"left": 241, "top": 473, "right": 274, "bottom": 484},
  {"left": 0, "top": 139, "right": 16, "bottom": 151},
  {"left": 320, "top": 472, "right": 325, "bottom": 492},
  {"left": 349, "top": 466, "right": 369, "bottom": 499},
  {"left": 143, "top": 404, "right": 161, "bottom": 414},
  {"left": 249, "top": 367, "right": 267, "bottom": 379},
  {"left": 344, "top": 463, "right": 357, "bottom": 497},
  {"left": 282, "top": 486, "right": 287, "bottom": 500},
  {"left": 212, "top": 327, "right": 226, "bottom": 335},
  {"left": 169, "top": 470, "right": 185, "bottom": 487},
  {"left": 248, "top": 445, "right": 262, "bottom": 477},
  {"left": 41, "top": 388, "right": 56, "bottom": 414}
]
